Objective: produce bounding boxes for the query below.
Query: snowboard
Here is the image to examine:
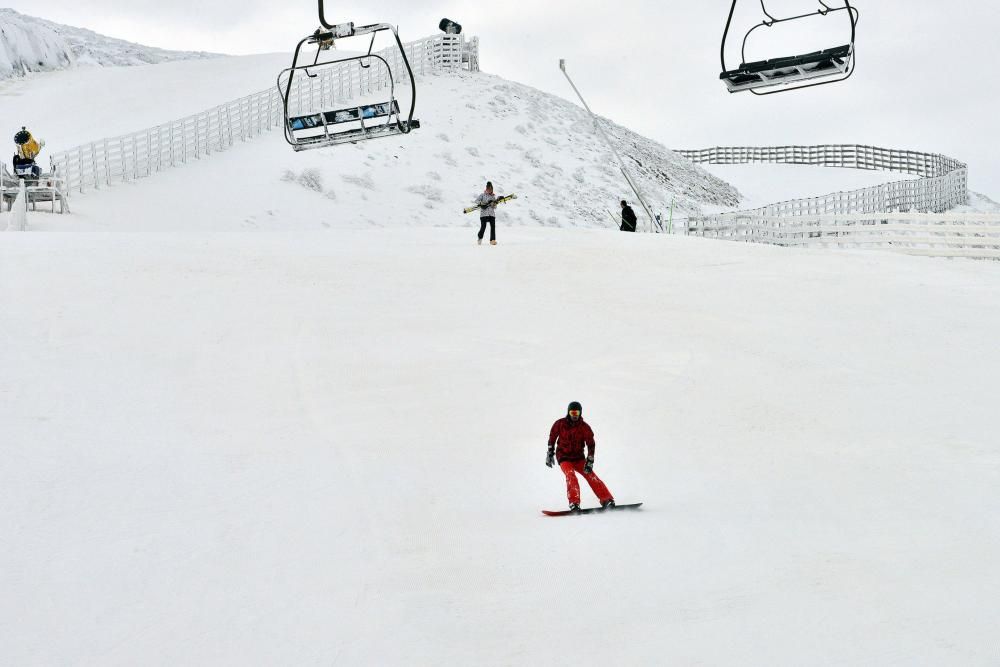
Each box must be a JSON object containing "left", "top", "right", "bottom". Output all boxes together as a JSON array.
[
  {"left": 542, "top": 502, "right": 642, "bottom": 517},
  {"left": 463, "top": 193, "right": 518, "bottom": 214}
]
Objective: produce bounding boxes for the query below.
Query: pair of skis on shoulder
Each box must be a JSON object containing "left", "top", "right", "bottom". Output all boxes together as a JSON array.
[{"left": 463, "top": 193, "right": 518, "bottom": 214}]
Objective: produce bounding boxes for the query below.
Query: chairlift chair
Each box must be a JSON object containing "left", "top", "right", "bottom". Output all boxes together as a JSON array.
[
  {"left": 720, "top": 1, "right": 859, "bottom": 95},
  {"left": 278, "top": 0, "right": 419, "bottom": 151}
]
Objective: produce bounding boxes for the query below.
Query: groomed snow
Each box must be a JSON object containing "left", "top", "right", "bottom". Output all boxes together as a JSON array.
[{"left": 2, "top": 228, "right": 1000, "bottom": 664}]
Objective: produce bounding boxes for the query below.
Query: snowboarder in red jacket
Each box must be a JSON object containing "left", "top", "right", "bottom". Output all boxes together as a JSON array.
[{"left": 547, "top": 401, "right": 615, "bottom": 511}]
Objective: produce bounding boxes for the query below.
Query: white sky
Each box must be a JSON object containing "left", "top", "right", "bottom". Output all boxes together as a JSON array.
[{"left": 8, "top": 0, "right": 1000, "bottom": 194}]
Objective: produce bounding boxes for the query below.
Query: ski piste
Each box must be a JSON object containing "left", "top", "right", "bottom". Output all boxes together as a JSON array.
[
  {"left": 463, "top": 193, "right": 518, "bottom": 214},
  {"left": 542, "top": 502, "right": 643, "bottom": 517}
]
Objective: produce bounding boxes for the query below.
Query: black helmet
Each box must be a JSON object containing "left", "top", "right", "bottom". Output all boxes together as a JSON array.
[
  {"left": 14, "top": 127, "right": 30, "bottom": 146},
  {"left": 567, "top": 401, "right": 582, "bottom": 416}
]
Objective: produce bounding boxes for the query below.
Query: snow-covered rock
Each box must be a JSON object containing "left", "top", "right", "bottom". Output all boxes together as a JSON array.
[{"left": 0, "top": 9, "right": 217, "bottom": 80}]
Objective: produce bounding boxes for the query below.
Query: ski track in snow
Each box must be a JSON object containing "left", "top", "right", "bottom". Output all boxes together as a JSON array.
[{"left": 2, "top": 229, "right": 1000, "bottom": 664}]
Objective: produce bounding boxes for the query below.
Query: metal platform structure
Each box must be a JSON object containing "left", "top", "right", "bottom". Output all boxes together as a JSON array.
[{"left": 1, "top": 164, "right": 70, "bottom": 214}]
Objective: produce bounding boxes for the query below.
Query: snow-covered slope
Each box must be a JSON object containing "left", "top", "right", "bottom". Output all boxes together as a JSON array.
[
  {"left": 0, "top": 53, "right": 293, "bottom": 148},
  {"left": 3, "top": 22, "right": 999, "bottom": 665},
  {"left": 0, "top": 9, "right": 216, "bottom": 80},
  {"left": 696, "top": 163, "right": 1000, "bottom": 214},
  {"left": 2, "top": 229, "right": 999, "bottom": 664},
  {"left": 956, "top": 190, "right": 1000, "bottom": 213},
  {"left": 3, "top": 52, "right": 741, "bottom": 230}
]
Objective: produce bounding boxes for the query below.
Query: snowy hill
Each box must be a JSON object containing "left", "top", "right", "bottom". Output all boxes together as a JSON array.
[
  {"left": 0, "top": 9, "right": 216, "bottom": 80},
  {"left": 2, "top": 51, "right": 741, "bottom": 231}
]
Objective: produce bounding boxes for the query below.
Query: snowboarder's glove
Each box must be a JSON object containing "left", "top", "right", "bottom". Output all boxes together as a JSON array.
[
  {"left": 583, "top": 457, "right": 595, "bottom": 474},
  {"left": 545, "top": 448, "right": 555, "bottom": 468}
]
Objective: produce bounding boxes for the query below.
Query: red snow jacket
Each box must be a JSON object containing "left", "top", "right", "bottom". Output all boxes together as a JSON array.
[{"left": 548, "top": 417, "right": 595, "bottom": 463}]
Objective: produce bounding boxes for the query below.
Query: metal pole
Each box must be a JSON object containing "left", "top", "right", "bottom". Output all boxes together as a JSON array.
[{"left": 559, "top": 59, "right": 661, "bottom": 233}]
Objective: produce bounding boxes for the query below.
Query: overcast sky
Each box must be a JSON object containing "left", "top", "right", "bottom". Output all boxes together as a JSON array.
[{"left": 9, "top": 1, "right": 1000, "bottom": 194}]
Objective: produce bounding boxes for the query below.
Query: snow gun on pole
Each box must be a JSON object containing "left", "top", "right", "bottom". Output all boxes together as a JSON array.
[{"left": 559, "top": 59, "right": 662, "bottom": 233}]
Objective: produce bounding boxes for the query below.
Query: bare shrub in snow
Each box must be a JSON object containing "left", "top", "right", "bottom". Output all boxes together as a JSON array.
[
  {"left": 342, "top": 173, "right": 375, "bottom": 190},
  {"left": 407, "top": 184, "right": 444, "bottom": 203},
  {"left": 297, "top": 169, "right": 324, "bottom": 193},
  {"left": 435, "top": 152, "right": 458, "bottom": 168}
]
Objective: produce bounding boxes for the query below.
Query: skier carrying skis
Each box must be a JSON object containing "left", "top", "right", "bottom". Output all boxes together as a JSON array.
[
  {"left": 13, "top": 127, "right": 44, "bottom": 180},
  {"left": 546, "top": 401, "right": 615, "bottom": 511},
  {"left": 620, "top": 200, "right": 638, "bottom": 233},
  {"left": 474, "top": 181, "right": 500, "bottom": 245}
]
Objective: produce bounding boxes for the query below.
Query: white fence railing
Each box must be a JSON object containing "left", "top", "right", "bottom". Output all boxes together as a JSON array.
[
  {"left": 686, "top": 212, "right": 1000, "bottom": 260},
  {"left": 677, "top": 144, "right": 990, "bottom": 259},
  {"left": 49, "top": 34, "right": 479, "bottom": 195},
  {"left": 677, "top": 144, "right": 969, "bottom": 216}
]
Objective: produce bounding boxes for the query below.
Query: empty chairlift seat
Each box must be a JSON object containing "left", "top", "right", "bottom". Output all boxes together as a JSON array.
[
  {"left": 277, "top": 6, "right": 419, "bottom": 152},
  {"left": 719, "top": 1, "right": 859, "bottom": 95},
  {"left": 720, "top": 44, "right": 853, "bottom": 93},
  {"left": 286, "top": 100, "right": 420, "bottom": 150}
]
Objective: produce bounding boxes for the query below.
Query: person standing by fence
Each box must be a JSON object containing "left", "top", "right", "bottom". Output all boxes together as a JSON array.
[
  {"left": 620, "top": 200, "right": 638, "bottom": 233},
  {"left": 474, "top": 181, "right": 500, "bottom": 245}
]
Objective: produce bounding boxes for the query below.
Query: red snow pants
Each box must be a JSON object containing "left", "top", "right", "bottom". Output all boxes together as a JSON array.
[{"left": 559, "top": 460, "right": 614, "bottom": 505}]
